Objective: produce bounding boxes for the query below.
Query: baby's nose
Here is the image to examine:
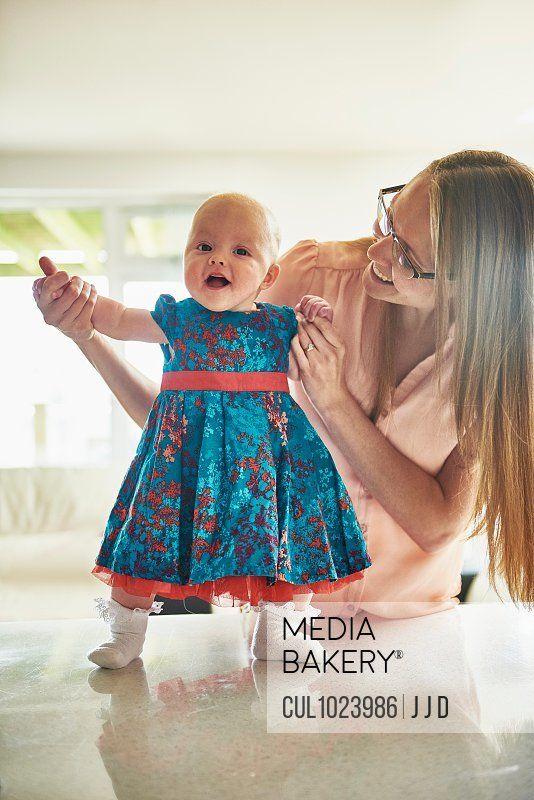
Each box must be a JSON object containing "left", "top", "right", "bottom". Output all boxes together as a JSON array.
[{"left": 209, "top": 254, "right": 225, "bottom": 266}]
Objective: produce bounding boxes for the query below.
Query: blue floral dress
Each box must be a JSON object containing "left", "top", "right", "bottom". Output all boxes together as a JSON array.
[{"left": 92, "top": 295, "right": 371, "bottom": 606}]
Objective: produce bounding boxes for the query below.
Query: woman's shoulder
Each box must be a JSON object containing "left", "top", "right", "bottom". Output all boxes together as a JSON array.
[
  {"left": 260, "top": 238, "right": 372, "bottom": 308},
  {"left": 280, "top": 238, "right": 373, "bottom": 272}
]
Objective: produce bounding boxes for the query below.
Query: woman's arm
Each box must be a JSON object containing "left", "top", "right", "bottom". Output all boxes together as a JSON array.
[
  {"left": 320, "top": 394, "right": 477, "bottom": 553},
  {"left": 77, "top": 334, "right": 159, "bottom": 428},
  {"left": 292, "top": 314, "right": 477, "bottom": 553},
  {"left": 33, "top": 258, "right": 158, "bottom": 428}
]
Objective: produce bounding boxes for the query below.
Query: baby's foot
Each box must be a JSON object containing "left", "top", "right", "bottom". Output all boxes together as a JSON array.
[
  {"left": 238, "top": 603, "right": 258, "bottom": 649},
  {"left": 87, "top": 597, "right": 163, "bottom": 670},
  {"left": 250, "top": 601, "right": 324, "bottom": 664}
]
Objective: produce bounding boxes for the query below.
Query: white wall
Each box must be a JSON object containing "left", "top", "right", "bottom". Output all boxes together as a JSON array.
[{"left": 0, "top": 150, "right": 459, "bottom": 250}]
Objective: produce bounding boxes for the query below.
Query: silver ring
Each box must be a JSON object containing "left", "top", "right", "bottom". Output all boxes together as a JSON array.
[{"left": 305, "top": 343, "right": 316, "bottom": 352}]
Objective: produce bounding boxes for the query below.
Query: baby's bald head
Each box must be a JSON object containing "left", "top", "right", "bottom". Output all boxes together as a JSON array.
[{"left": 190, "top": 193, "right": 281, "bottom": 264}]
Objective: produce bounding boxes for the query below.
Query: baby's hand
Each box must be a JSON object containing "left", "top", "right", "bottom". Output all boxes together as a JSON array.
[{"left": 294, "top": 295, "right": 333, "bottom": 323}]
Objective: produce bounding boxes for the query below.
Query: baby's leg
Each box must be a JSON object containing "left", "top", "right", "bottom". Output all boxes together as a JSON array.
[
  {"left": 292, "top": 592, "right": 313, "bottom": 611},
  {"left": 242, "top": 605, "right": 259, "bottom": 647},
  {"left": 88, "top": 588, "right": 163, "bottom": 670},
  {"left": 243, "top": 595, "right": 311, "bottom": 648},
  {"left": 250, "top": 595, "right": 324, "bottom": 663},
  {"left": 111, "top": 586, "right": 156, "bottom": 609}
]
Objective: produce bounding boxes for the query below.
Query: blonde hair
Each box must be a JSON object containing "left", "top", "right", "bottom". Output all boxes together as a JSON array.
[{"left": 371, "top": 150, "right": 534, "bottom": 608}]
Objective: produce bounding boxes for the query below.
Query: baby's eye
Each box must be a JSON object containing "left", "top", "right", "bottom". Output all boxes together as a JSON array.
[
  {"left": 197, "top": 243, "right": 212, "bottom": 252},
  {"left": 234, "top": 247, "right": 250, "bottom": 257}
]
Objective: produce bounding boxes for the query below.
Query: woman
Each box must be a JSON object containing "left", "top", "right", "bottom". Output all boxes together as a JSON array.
[{"left": 34, "top": 150, "right": 534, "bottom": 617}]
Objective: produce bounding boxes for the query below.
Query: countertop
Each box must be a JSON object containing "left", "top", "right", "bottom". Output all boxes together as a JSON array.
[{"left": 0, "top": 603, "right": 533, "bottom": 800}]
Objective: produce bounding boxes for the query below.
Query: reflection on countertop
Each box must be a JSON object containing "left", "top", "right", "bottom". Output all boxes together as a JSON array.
[{"left": 0, "top": 604, "right": 532, "bottom": 800}]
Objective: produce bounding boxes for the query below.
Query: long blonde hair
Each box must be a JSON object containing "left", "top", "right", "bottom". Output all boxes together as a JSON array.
[{"left": 371, "top": 150, "right": 534, "bottom": 608}]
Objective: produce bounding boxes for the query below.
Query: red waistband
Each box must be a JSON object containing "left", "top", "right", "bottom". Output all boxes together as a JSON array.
[{"left": 161, "top": 370, "right": 289, "bottom": 393}]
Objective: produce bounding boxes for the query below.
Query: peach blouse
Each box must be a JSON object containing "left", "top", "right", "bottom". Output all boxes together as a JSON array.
[{"left": 260, "top": 240, "right": 465, "bottom": 618}]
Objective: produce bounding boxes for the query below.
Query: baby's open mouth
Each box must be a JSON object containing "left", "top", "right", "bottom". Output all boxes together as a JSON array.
[{"left": 205, "top": 274, "right": 231, "bottom": 288}]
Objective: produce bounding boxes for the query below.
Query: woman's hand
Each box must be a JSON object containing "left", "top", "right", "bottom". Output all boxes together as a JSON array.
[
  {"left": 33, "top": 257, "right": 97, "bottom": 342},
  {"left": 288, "top": 296, "right": 335, "bottom": 382},
  {"left": 290, "top": 314, "right": 349, "bottom": 414}
]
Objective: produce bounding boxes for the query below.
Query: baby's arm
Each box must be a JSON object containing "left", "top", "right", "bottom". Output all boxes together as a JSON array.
[
  {"left": 42, "top": 264, "right": 166, "bottom": 344},
  {"left": 92, "top": 296, "right": 167, "bottom": 343},
  {"left": 295, "top": 295, "right": 334, "bottom": 323}
]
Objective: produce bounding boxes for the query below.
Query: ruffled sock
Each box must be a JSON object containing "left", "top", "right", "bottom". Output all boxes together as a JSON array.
[
  {"left": 250, "top": 601, "right": 324, "bottom": 663},
  {"left": 87, "top": 597, "right": 164, "bottom": 670}
]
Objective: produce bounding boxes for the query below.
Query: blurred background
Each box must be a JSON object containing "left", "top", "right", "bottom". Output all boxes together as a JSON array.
[{"left": 1, "top": 0, "right": 532, "bottom": 620}]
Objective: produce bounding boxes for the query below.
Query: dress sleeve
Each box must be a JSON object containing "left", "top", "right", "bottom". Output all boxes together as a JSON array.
[
  {"left": 259, "top": 240, "right": 318, "bottom": 308},
  {"left": 150, "top": 294, "right": 178, "bottom": 343},
  {"left": 283, "top": 305, "right": 299, "bottom": 339}
]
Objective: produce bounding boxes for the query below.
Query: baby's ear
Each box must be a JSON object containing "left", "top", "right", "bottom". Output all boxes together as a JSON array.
[
  {"left": 259, "top": 263, "right": 280, "bottom": 294},
  {"left": 267, "top": 261, "right": 280, "bottom": 280}
]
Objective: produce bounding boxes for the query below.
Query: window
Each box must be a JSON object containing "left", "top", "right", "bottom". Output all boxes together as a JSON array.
[
  {"left": 0, "top": 208, "right": 105, "bottom": 276},
  {"left": 0, "top": 275, "right": 111, "bottom": 467},
  {"left": 124, "top": 206, "right": 197, "bottom": 259},
  {"left": 0, "top": 198, "right": 202, "bottom": 467}
]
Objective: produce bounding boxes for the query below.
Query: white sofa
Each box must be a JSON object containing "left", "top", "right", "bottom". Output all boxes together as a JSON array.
[{"left": 0, "top": 467, "right": 125, "bottom": 621}]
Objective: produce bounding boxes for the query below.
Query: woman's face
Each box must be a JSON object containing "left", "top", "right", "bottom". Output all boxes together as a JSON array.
[{"left": 363, "top": 173, "right": 436, "bottom": 310}]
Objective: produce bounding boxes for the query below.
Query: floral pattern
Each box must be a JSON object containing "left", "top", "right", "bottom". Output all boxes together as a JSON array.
[{"left": 93, "top": 296, "right": 371, "bottom": 605}]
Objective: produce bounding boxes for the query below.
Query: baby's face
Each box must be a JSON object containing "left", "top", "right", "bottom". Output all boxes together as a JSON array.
[{"left": 183, "top": 198, "right": 278, "bottom": 312}]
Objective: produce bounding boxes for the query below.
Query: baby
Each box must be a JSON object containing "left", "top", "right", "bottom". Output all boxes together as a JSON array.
[{"left": 37, "top": 193, "right": 371, "bottom": 668}]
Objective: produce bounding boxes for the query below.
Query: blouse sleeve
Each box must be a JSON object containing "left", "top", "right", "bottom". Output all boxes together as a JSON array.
[
  {"left": 259, "top": 239, "right": 318, "bottom": 308},
  {"left": 150, "top": 294, "right": 178, "bottom": 343}
]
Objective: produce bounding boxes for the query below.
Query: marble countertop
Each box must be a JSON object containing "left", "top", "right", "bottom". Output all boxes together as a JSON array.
[{"left": 0, "top": 604, "right": 533, "bottom": 800}]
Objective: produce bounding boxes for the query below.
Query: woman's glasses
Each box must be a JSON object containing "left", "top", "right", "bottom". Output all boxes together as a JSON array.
[{"left": 376, "top": 185, "right": 436, "bottom": 280}]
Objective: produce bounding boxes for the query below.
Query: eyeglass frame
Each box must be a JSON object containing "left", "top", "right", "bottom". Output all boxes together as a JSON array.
[{"left": 376, "top": 184, "right": 436, "bottom": 279}]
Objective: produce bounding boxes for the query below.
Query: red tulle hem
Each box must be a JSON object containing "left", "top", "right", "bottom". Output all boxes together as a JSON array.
[{"left": 91, "top": 564, "right": 366, "bottom": 607}]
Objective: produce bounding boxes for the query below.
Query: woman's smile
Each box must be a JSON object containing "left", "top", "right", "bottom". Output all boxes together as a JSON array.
[{"left": 371, "top": 262, "right": 394, "bottom": 284}]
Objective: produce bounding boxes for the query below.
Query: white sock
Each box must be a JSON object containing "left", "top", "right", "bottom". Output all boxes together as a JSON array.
[
  {"left": 239, "top": 603, "right": 258, "bottom": 648},
  {"left": 87, "top": 597, "right": 164, "bottom": 670},
  {"left": 250, "top": 601, "right": 324, "bottom": 663}
]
